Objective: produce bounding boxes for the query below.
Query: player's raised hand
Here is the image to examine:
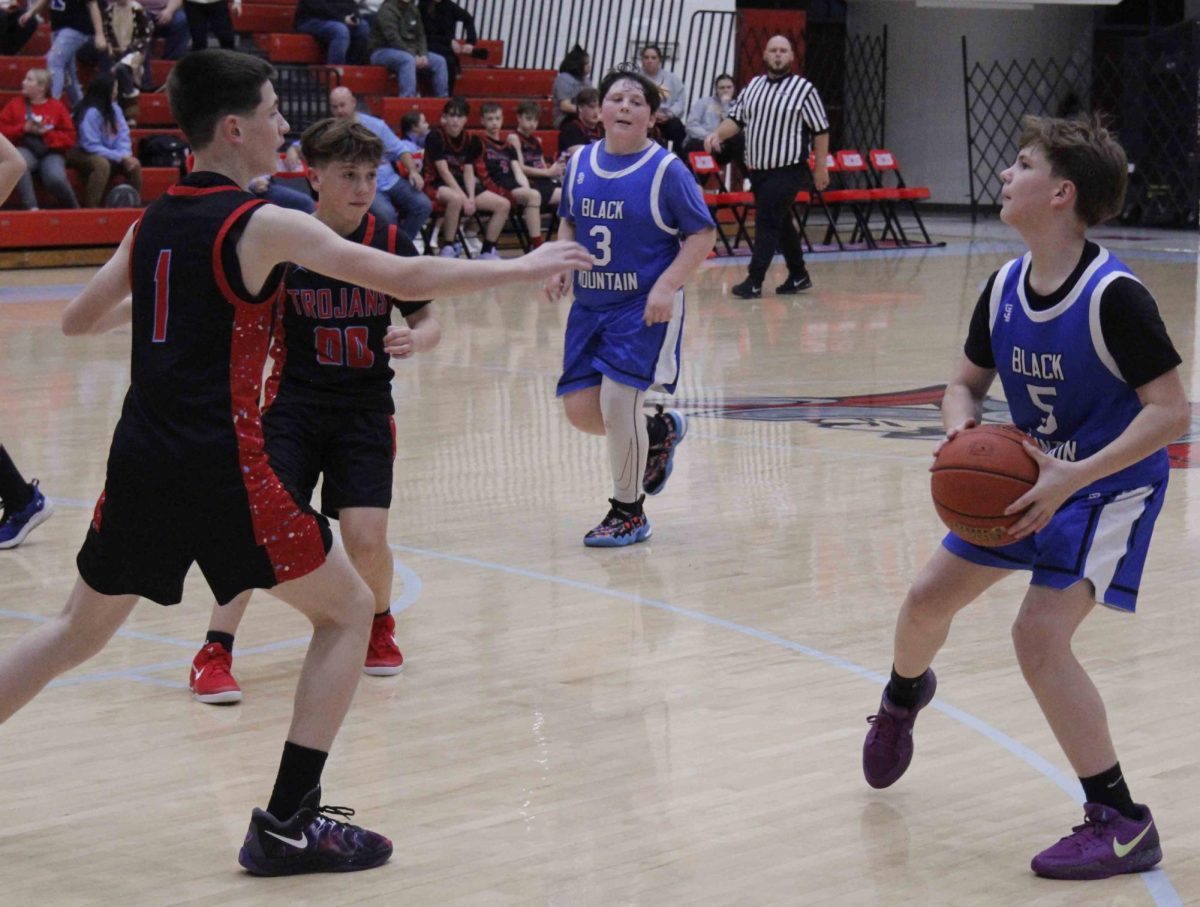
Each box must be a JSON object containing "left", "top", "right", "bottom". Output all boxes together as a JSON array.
[
  {"left": 643, "top": 284, "right": 674, "bottom": 325},
  {"left": 517, "top": 239, "right": 593, "bottom": 282},
  {"left": 383, "top": 324, "right": 415, "bottom": 358}
]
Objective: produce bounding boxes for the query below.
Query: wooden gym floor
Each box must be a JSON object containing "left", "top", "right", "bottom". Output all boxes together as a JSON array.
[{"left": 1, "top": 215, "right": 1198, "bottom": 905}]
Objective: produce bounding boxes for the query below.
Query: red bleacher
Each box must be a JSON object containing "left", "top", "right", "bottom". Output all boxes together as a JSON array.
[
  {"left": 2, "top": 208, "right": 141, "bottom": 248},
  {"left": 1, "top": 56, "right": 174, "bottom": 90},
  {"left": 258, "top": 32, "right": 504, "bottom": 69}
]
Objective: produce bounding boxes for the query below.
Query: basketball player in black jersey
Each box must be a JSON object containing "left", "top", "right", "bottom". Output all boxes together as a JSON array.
[
  {"left": 189, "top": 117, "right": 441, "bottom": 703},
  {"left": 0, "top": 49, "right": 591, "bottom": 876}
]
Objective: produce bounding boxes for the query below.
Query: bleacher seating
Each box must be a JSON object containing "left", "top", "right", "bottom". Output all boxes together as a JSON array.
[
  {"left": 2, "top": 208, "right": 141, "bottom": 247},
  {"left": 259, "top": 33, "right": 504, "bottom": 69},
  {"left": 373, "top": 96, "right": 553, "bottom": 131}
]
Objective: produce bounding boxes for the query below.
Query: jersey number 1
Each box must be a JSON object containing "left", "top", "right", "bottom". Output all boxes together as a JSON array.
[{"left": 152, "top": 249, "right": 171, "bottom": 343}]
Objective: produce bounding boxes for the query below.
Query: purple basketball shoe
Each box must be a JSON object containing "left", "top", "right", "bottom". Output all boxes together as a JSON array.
[
  {"left": 1031, "top": 803, "right": 1161, "bottom": 880},
  {"left": 862, "top": 668, "right": 937, "bottom": 789}
]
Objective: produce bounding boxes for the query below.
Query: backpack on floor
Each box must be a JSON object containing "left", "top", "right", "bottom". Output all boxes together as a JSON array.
[{"left": 138, "top": 134, "right": 189, "bottom": 172}]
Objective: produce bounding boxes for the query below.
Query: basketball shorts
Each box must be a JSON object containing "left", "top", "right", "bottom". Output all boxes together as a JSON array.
[
  {"left": 556, "top": 292, "right": 685, "bottom": 397},
  {"left": 263, "top": 395, "right": 396, "bottom": 519},
  {"left": 77, "top": 451, "right": 332, "bottom": 607},
  {"left": 530, "top": 177, "right": 557, "bottom": 208},
  {"left": 942, "top": 479, "right": 1167, "bottom": 612}
]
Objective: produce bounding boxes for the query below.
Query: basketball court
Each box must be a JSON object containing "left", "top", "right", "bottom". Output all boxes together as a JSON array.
[{"left": 1, "top": 213, "right": 1198, "bottom": 904}]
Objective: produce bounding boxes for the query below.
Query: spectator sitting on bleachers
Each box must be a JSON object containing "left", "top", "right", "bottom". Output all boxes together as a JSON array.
[
  {"left": 683, "top": 73, "right": 742, "bottom": 163},
  {"left": 477, "top": 101, "right": 544, "bottom": 248},
  {"left": 248, "top": 154, "right": 317, "bottom": 214},
  {"left": 137, "top": 0, "right": 189, "bottom": 84},
  {"left": 419, "top": 0, "right": 482, "bottom": 96},
  {"left": 400, "top": 109, "right": 429, "bottom": 147},
  {"left": 1, "top": 0, "right": 38, "bottom": 55},
  {"left": 20, "top": 0, "right": 102, "bottom": 106},
  {"left": 101, "top": 0, "right": 152, "bottom": 106},
  {"left": 295, "top": 0, "right": 368, "bottom": 66},
  {"left": 557, "top": 86, "right": 602, "bottom": 158},
  {"left": 369, "top": 0, "right": 448, "bottom": 98},
  {"left": 0, "top": 67, "right": 79, "bottom": 209},
  {"left": 552, "top": 43, "right": 590, "bottom": 128},
  {"left": 329, "top": 85, "right": 431, "bottom": 239},
  {"left": 66, "top": 72, "right": 141, "bottom": 207},
  {"left": 183, "top": 0, "right": 240, "bottom": 51},
  {"left": 638, "top": 43, "right": 686, "bottom": 151},
  {"left": 506, "top": 98, "right": 561, "bottom": 214}
]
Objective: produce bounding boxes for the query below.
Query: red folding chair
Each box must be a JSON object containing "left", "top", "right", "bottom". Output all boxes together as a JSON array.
[
  {"left": 808, "top": 151, "right": 877, "bottom": 249},
  {"left": 868, "top": 149, "right": 935, "bottom": 246},
  {"left": 688, "top": 151, "right": 753, "bottom": 255}
]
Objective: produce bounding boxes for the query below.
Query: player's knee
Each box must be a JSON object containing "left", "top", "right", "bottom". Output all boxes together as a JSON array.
[
  {"left": 1010, "top": 611, "right": 1062, "bottom": 671},
  {"left": 344, "top": 532, "right": 388, "bottom": 570}
]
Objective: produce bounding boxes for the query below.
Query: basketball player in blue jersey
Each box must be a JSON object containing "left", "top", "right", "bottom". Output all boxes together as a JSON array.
[
  {"left": 0, "top": 49, "right": 591, "bottom": 876},
  {"left": 861, "top": 114, "right": 1189, "bottom": 881},
  {"left": 547, "top": 68, "right": 716, "bottom": 546},
  {"left": 187, "top": 117, "right": 441, "bottom": 704}
]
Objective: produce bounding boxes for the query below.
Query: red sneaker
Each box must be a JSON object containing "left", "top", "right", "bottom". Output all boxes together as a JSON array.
[
  {"left": 189, "top": 642, "right": 243, "bottom": 704},
  {"left": 363, "top": 613, "right": 404, "bottom": 676}
]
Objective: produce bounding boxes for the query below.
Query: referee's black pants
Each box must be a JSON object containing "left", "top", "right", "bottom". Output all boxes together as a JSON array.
[{"left": 748, "top": 163, "right": 808, "bottom": 285}]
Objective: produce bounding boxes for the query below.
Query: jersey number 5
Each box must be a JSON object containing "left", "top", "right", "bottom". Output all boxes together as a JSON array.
[
  {"left": 589, "top": 225, "right": 612, "bottom": 266},
  {"left": 1026, "top": 384, "right": 1058, "bottom": 435},
  {"left": 315, "top": 325, "right": 374, "bottom": 368}
]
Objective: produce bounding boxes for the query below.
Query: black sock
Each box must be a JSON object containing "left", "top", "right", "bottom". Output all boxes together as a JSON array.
[
  {"left": 1080, "top": 762, "right": 1139, "bottom": 819},
  {"left": 0, "top": 446, "right": 33, "bottom": 510},
  {"left": 266, "top": 741, "right": 329, "bottom": 820},
  {"left": 205, "top": 631, "right": 234, "bottom": 654},
  {"left": 373, "top": 609, "right": 391, "bottom": 621},
  {"left": 646, "top": 412, "right": 668, "bottom": 449},
  {"left": 481, "top": 240, "right": 496, "bottom": 253},
  {"left": 613, "top": 494, "right": 644, "bottom": 517},
  {"left": 886, "top": 666, "right": 926, "bottom": 709}
]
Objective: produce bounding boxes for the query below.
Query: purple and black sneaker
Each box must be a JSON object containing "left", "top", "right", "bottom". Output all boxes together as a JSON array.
[
  {"left": 862, "top": 668, "right": 937, "bottom": 789},
  {"left": 1031, "top": 802, "right": 1161, "bottom": 880},
  {"left": 238, "top": 787, "right": 392, "bottom": 876}
]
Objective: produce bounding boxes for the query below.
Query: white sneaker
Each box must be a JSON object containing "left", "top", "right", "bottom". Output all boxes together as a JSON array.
[{"left": 438, "top": 244, "right": 458, "bottom": 258}]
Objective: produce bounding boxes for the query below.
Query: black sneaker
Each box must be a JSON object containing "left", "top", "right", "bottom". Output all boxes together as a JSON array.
[
  {"left": 643, "top": 405, "right": 688, "bottom": 496},
  {"left": 776, "top": 271, "right": 813, "bottom": 294},
  {"left": 731, "top": 277, "right": 762, "bottom": 299},
  {"left": 583, "top": 497, "right": 652, "bottom": 547},
  {"left": 238, "top": 787, "right": 392, "bottom": 876}
]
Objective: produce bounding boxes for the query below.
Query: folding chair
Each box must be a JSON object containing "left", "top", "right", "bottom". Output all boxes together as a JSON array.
[
  {"left": 868, "top": 149, "right": 935, "bottom": 246},
  {"left": 688, "top": 151, "right": 753, "bottom": 255},
  {"left": 807, "top": 151, "right": 877, "bottom": 249},
  {"left": 835, "top": 150, "right": 910, "bottom": 247}
]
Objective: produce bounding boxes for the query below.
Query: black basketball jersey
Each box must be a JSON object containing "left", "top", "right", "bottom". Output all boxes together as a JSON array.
[
  {"left": 265, "top": 212, "right": 429, "bottom": 414},
  {"left": 426, "top": 126, "right": 481, "bottom": 189},
  {"left": 477, "top": 133, "right": 518, "bottom": 189},
  {"left": 516, "top": 130, "right": 546, "bottom": 170},
  {"left": 121, "top": 171, "right": 285, "bottom": 476}
]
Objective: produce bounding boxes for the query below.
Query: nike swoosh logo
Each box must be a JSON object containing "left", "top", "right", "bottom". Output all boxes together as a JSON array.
[
  {"left": 265, "top": 829, "right": 308, "bottom": 849},
  {"left": 1113, "top": 820, "right": 1153, "bottom": 858},
  {"left": 192, "top": 667, "right": 205, "bottom": 682}
]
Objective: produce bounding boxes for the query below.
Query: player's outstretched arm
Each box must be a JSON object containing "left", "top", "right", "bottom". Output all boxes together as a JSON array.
[
  {"left": 643, "top": 227, "right": 717, "bottom": 324},
  {"left": 543, "top": 217, "right": 576, "bottom": 302},
  {"left": 0, "top": 134, "right": 28, "bottom": 206},
  {"left": 238, "top": 204, "right": 593, "bottom": 301},
  {"left": 62, "top": 225, "right": 136, "bottom": 335}
]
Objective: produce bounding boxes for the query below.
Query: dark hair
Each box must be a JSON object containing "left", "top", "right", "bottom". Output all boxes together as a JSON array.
[
  {"left": 300, "top": 117, "right": 383, "bottom": 170},
  {"left": 514, "top": 99, "right": 541, "bottom": 122},
  {"left": 558, "top": 44, "right": 589, "bottom": 79},
  {"left": 443, "top": 96, "right": 469, "bottom": 117},
  {"left": 1018, "top": 113, "right": 1128, "bottom": 226},
  {"left": 399, "top": 110, "right": 424, "bottom": 134},
  {"left": 574, "top": 87, "right": 600, "bottom": 109},
  {"left": 479, "top": 101, "right": 502, "bottom": 118},
  {"left": 641, "top": 44, "right": 662, "bottom": 60},
  {"left": 167, "top": 49, "right": 276, "bottom": 149},
  {"left": 77, "top": 72, "right": 118, "bottom": 134},
  {"left": 597, "top": 68, "right": 661, "bottom": 115},
  {"left": 714, "top": 73, "right": 734, "bottom": 89}
]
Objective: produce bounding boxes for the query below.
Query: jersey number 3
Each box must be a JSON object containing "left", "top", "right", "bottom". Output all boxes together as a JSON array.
[{"left": 589, "top": 225, "right": 612, "bottom": 266}]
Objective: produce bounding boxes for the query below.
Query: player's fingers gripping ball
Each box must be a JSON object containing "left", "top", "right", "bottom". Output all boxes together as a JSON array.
[{"left": 930, "top": 424, "right": 1039, "bottom": 547}]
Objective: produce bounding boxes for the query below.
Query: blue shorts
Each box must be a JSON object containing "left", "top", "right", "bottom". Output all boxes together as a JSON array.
[
  {"left": 556, "top": 292, "right": 684, "bottom": 396},
  {"left": 942, "top": 479, "right": 1167, "bottom": 612}
]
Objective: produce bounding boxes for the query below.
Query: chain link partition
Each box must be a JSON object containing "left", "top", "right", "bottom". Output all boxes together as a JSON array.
[{"left": 962, "top": 28, "right": 1198, "bottom": 227}]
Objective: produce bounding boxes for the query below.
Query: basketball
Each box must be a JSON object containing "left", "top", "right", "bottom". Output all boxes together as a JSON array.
[{"left": 930, "top": 424, "right": 1039, "bottom": 547}]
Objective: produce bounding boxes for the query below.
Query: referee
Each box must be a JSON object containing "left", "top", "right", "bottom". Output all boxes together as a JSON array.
[{"left": 705, "top": 35, "right": 829, "bottom": 298}]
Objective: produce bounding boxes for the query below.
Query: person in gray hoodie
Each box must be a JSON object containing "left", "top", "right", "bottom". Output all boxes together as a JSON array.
[
  {"left": 639, "top": 44, "right": 686, "bottom": 151},
  {"left": 368, "top": 0, "right": 447, "bottom": 97}
]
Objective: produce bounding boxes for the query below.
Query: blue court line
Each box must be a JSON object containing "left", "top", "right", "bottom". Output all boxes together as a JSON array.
[{"left": 384, "top": 541, "right": 1181, "bottom": 906}]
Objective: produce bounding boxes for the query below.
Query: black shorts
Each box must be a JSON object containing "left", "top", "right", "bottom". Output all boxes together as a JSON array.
[
  {"left": 530, "top": 177, "right": 558, "bottom": 208},
  {"left": 77, "top": 455, "right": 332, "bottom": 607},
  {"left": 262, "top": 395, "right": 396, "bottom": 519}
]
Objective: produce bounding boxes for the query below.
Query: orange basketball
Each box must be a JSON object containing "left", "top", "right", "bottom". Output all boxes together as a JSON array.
[{"left": 930, "top": 424, "right": 1039, "bottom": 547}]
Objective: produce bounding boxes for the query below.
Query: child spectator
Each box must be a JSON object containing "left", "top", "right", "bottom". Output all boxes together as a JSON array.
[
  {"left": 0, "top": 67, "right": 79, "bottom": 209},
  {"left": 67, "top": 73, "right": 141, "bottom": 206}
]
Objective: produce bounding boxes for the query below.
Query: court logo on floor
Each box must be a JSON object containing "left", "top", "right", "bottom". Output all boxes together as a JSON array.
[{"left": 669, "top": 386, "right": 1200, "bottom": 469}]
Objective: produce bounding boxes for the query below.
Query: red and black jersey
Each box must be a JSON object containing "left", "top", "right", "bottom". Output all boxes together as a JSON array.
[
  {"left": 515, "top": 130, "right": 547, "bottom": 170},
  {"left": 474, "top": 133, "right": 519, "bottom": 194},
  {"left": 266, "top": 212, "right": 429, "bottom": 415},
  {"left": 424, "top": 126, "right": 482, "bottom": 190},
  {"left": 558, "top": 117, "right": 604, "bottom": 153},
  {"left": 123, "top": 171, "right": 285, "bottom": 474}
]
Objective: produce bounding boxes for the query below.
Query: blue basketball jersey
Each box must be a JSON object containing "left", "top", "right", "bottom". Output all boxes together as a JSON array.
[
  {"left": 987, "top": 246, "right": 1168, "bottom": 494},
  {"left": 559, "top": 141, "right": 714, "bottom": 309}
]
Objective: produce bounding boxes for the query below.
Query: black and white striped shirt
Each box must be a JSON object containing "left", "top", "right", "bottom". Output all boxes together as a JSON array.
[{"left": 728, "top": 74, "right": 829, "bottom": 171}]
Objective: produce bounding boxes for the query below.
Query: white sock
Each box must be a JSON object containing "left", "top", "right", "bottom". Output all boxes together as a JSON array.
[{"left": 599, "top": 376, "right": 647, "bottom": 505}]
